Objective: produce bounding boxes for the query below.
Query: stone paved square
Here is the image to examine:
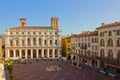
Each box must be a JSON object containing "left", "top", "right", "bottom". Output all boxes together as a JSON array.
[{"left": 10, "top": 60, "right": 119, "bottom": 80}]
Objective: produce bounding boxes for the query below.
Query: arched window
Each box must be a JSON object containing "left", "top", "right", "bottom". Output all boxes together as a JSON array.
[{"left": 108, "top": 49, "right": 113, "bottom": 60}]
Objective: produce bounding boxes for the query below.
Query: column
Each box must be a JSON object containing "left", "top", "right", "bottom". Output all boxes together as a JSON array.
[
  {"left": 19, "top": 49, "right": 21, "bottom": 59},
  {"left": 47, "top": 49, "right": 49, "bottom": 58},
  {"left": 42, "top": 49, "right": 44, "bottom": 58},
  {"left": 19, "top": 37, "right": 22, "bottom": 47},
  {"left": 31, "top": 49, "right": 33, "bottom": 59},
  {"left": 36, "top": 37, "right": 39, "bottom": 47},
  {"left": 25, "top": 37, "right": 27, "bottom": 47},
  {"left": 14, "top": 50, "right": 16, "bottom": 59},
  {"left": 52, "top": 49, "right": 55, "bottom": 58},
  {"left": 25, "top": 49, "right": 27, "bottom": 59},
  {"left": 31, "top": 38, "right": 33, "bottom": 46},
  {"left": 36, "top": 49, "right": 38, "bottom": 58}
]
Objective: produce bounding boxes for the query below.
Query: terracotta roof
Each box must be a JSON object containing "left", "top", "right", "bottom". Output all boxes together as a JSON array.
[
  {"left": 69, "top": 31, "right": 98, "bottom": 38},
  {"left": 97, "top": 22, "right": 120, "bottom": 30},
  {"left": 8, "top": 26, "right": 53, "bottom": 30}
]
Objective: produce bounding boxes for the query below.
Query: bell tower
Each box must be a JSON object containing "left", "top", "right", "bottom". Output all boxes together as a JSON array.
[
  {"left": 20, "top": 18, "right": 26, "bottom": 27},
  {"left": 51, "top": 17, "right": 59, "bottom": 29}
]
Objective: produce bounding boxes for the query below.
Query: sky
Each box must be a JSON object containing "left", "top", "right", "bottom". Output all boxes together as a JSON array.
[{"left": 0, "top": 0, "right": 120, "bottom": 35}]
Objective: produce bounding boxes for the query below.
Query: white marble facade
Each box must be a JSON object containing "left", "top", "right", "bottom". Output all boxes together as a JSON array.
[{"left": 5, "top": 17, "right": 62, "bottom": 60}]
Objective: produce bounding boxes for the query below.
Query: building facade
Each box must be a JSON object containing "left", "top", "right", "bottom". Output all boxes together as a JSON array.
[
  {"left": 70, "top": 31, "right": 99, "bottom": 67},
  {"left": 97, "top": 22, "right": 120, "bottom": 73},
  {"left": 5, "top": 17, "right": 62, "bottom": 60},
  {"left": 0, "top": 36, "right": 2, "bottom": 59},
  {"left": 61, "top": 36, "right": 71, "bottom": 59}
]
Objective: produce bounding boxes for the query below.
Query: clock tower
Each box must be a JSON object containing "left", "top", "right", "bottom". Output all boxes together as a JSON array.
[
  {"left": 20, "top": 18, "right": 26, "bottom": 27},
  {"left": 51, "top": 17, "right": 59, "bottom": 29}
]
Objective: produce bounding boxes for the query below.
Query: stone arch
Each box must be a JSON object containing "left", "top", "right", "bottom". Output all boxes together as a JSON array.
[
  {"left": 16, "top": 50, "right": 19, "bottom": 57},
  {"left": 21, "top": 50, "right": 25, "bottom": 59}
]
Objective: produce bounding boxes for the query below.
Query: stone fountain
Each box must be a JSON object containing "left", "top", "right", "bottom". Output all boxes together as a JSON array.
[{"left": 46, "top": 65, "right": 61, "bottom": 71}]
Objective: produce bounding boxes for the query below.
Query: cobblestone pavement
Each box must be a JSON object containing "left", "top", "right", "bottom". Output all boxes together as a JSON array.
[{"left": 11, "top": 60, "right": 119, "bottom": 80}]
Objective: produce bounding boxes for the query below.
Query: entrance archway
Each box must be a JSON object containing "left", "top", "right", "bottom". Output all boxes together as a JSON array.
[{"left": 33, "top": 49, "right": 36, "bottom": 58}]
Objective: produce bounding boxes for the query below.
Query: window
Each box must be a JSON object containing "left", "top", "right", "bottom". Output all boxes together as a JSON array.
[
  {"left": 50, "top": 40, "right": 52, "bottom": 45},
  {"left": 10, "top": 50, "right": 13, "bottom": 57},
  {"left": 55, "top": 40, "right": 57, "bottom": 45},
  {"left": 117, "top": 50, "right": 120, "bottom": 63},
  {"left": 45, "top": 32, "right": 46, "bottom": 35},
  {"left": 28, "top": 38, "right": 31, "bottom": 46},
  {"left": 10, "top": 40, "right": 13, "bottom": 46},
  {"left": 28, "top": 32, "right": 30, "bottom": 35},
  {"left": 44, "top": 40, "right": 47, "bottom": 45},
  {"left": 67, "top": 39, "right": 70, "bottom": 43},
  {"left": 108, "top": 39, "right": 113, "bottom": 46},
  {"left": 88, "top": 43, "right": 90, "bottom": 47},
  {"left": 33, "top": 32, "right": 35, "bottom": 35},
  {"left": 108, "top": 49, "right": 113, "bottom": 60},
  {"left": 10, "top": 32, "right": 12, "bottom": 35},
  {"left": 22, "top": 40, "right": 24, "bottom": 46},
  {"left": 92, "top": 45, "right": 94, "bottom": 50},
  {"left": 22, "top": 32, "right": 24, "bottom": 35},
  {"left": 55, "top": 32, "right": 57, "bottom": 35},
  {"left": 16, "top": 50, "right": 19, "bottom": 57},
  {"left": 100, "top": 49, "right": 105, "bottom": 58},
  {"left": 117, "top": 38, "right": 120, "bottom": 47},
  {"left": 100, "top": 32, "right": 104, "bottom": 37},
  {"left": 16, "top": 40, "right": 19, "bottom": 46},
  {"left": 95, "top": 45, "right": 98, "bottom": 51},
  {"left": 39, "top": 38, "right": 41, "bottom": 45},
  {"left": 117, "top": 30, "right": 120, "bottom": 35},
  {"left": 16, "top": 32, "right": 18, "bottom": 35},
  {"left": 100, "top": 39, "right": 104, "bottom": 46},
  {"left": 108, "top": 31, "right": 112, "bottom": 36}
]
